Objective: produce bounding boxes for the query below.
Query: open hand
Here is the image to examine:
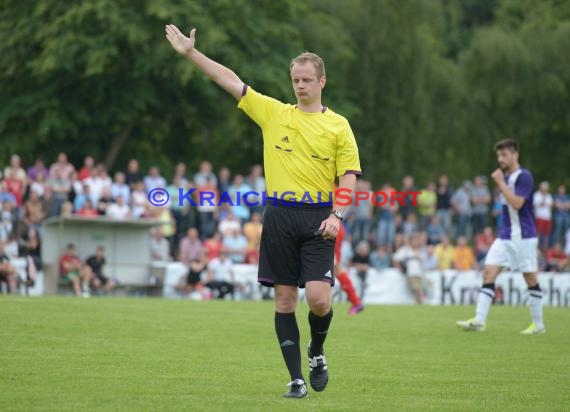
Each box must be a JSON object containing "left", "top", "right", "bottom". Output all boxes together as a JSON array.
[{"left": 165, "top": 24, "right": 196, "bottom": 56}]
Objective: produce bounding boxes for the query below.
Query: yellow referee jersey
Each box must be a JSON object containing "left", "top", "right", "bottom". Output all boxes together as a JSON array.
[{"left": 237, "top": 86, "right": 361, "bottom": 204}]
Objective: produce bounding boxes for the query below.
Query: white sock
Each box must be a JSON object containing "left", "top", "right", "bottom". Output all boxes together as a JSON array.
[
  {"left": 528, "top": 287, "right": 544, "bottom": 329},
  {"left": 475, "top": 286, "right": 495, "bottom": 324}
]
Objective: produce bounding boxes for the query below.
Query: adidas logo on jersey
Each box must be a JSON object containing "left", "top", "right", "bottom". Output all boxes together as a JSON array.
[{"left": 281, "top": 135, "right": 289, "bottom": 143}]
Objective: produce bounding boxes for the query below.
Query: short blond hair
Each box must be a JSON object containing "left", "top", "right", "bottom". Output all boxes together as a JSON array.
[{"left": 290, "top": 52, "right": 326, "bottom": 79}]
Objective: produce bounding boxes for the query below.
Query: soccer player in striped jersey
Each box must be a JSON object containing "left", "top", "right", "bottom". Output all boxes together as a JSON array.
[{"left": 457, "top": 139, "right": 545, "bottom": 334}]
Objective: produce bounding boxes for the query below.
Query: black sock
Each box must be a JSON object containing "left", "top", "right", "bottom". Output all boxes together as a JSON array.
[
  {"left": 529, "top": 283, "right": 541, "bottom": 291},
  {"left": 275, "top": 312, "right": 303, "bottom": 381},
  {"left": 482, "top": 283, "right": 495, "bottom": 291},
  {"left": 308, "top": 308, "right": 333, "bottom": 356}
]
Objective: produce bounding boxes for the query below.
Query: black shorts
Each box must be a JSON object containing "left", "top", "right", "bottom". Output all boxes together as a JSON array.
[
  {"left": 94, "top": 274, "right": 109, "bottom": 285},
  {"left": 258, "top": 201, "right": 335, "bottom": 288}
]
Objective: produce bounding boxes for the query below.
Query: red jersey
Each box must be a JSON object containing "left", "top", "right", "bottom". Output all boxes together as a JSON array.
[
  {"left": 204, "top": 239, "right": 222, "bottom": 261},
  {"left": 60, "top": 254, "right": 82, "bottom": 276},
  {"left": 5, "top": 177, "right": 24, "bottom": 206},
  {"left": 78, "top": 167, "right": 92, "bottom": 181}
]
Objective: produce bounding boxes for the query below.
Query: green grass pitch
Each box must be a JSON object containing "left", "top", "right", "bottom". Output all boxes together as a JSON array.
[{"left": 1, "top": 297, "right": 569, "bottom": 411}]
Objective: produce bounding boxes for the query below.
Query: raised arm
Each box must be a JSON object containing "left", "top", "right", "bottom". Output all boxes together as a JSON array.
[{"left": 165, "top": 25, "right": 244, "bottom": 100}]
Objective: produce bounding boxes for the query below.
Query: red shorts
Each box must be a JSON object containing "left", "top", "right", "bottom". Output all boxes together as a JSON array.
[{"left": 535, "top": 218, "right": 552, "bottom": 235}]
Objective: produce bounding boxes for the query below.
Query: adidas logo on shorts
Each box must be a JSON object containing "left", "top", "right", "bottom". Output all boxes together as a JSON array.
[{"left": 324, "top": 270, "right": 332, "bottom": 278}]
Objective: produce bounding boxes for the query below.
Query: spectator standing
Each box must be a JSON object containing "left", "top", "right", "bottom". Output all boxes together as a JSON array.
[
  {"left": 533, "top": 181, "right": 553, "bottom": 251},
  {"left": 217, "top": 167, "right": 232, "bottom": 195},
  {"left": 49, "top": 152, "right": 75, "bottom": 182},
  {"left": 375, "top": 182, "right": 397, "bottom": 248},
  {"left": 470, "top": 175, "right": 491, "bottom": 235},
  {"left": 451, "top": 180, "right": 472, "bottom": 240},
  {"left": 436, "top": 174, "right": 453, "bottom": 236},
  {"left": 426, "top": 215, "right": 445, "bottom": 245},
  {"left": 417, "top": 182, "right": 437, "bottom": 231},
  {"left": 27, "top": 158, "right": 49, "bottom": 183},
  {"left": 144, "top": 166, "right": 167, "bottom": 194},
  {"left": 552, "top": 184, "right": 569, "bottom": 246},
  {"left": 399, "top": 175, "right": 416, "bottom": 220},
  {"left": 78, "top": 156, "right": 95, "bottom": 181},
  {"left": 196, "top": 176, "right": 218, "bottom": 240},
  {"left": 125, "top": 159, "right": 144, "bottom": 190},
  {"left": 349, "top": 180, "right": 373, "bottom": 246},
  {"left": 194, "top": 161, "right": 218, "bottom": 187},
  {"left": 111, "top": 172, "right": 131, "bottom": 205},
  {"left": 4, "top": 154, "right": 27, "bottom": 183}
]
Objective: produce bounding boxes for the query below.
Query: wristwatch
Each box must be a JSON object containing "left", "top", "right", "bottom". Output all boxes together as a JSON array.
[{"left": 331, "top": 209, "right": 344, "bottom": 221}]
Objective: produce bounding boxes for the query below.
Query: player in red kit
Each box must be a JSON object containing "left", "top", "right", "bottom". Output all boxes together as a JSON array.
[{"left": 335, "top": 224, "right": 364, "bottom": 315}]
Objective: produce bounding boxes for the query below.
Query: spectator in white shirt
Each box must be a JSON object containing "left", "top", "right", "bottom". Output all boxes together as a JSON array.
[
  {"left": 218, "top": 210, "right": 241, "bottom": 237},
  {"left": 130, "top": 181, "right": 147, "bottom": 218},
  {"left": 392, "top": 233, "right": 424, "bottom": 304},
  {"left": 85, "top": 165, "right": 111, "bottom": 207},
  {"left": 4, "top": 154, "right": 27, "bottom": 184},
  {"left": 106, "top": 195, "right": 131, "bottom": 220},
  {"left": 205, "top": 251, "right": 235, "bottom": 299},
  {"left": 533, "top": 181, "right": 553, "bottom": 251}
]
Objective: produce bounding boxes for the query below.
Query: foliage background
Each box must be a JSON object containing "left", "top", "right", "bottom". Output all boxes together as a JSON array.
[{"left": 1, "top": 0, "right": 569, "bottom": 187}]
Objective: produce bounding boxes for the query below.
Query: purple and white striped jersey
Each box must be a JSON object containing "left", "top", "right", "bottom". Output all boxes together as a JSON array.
[{"left": 499, "top": 168, "right": 537, "bottom": 240}]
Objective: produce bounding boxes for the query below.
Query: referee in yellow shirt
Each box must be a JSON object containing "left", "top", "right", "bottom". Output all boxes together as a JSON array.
[{"left": 166, "top": 24, "right": 361, "bottom": 399}]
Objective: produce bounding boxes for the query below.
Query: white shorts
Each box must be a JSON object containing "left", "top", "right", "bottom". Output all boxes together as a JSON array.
[{"left": 485, "top": 238, "right": 538, "bottom": 273}]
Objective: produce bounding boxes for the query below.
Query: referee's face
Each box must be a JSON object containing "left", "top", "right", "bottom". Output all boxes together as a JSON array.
[{"left": 291, "top": 63, "right": 325, "bottom": 105}]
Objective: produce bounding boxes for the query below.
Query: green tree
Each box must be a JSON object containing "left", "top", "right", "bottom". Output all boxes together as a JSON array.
[{"left": 0, "top": 0, "right": 347, "bottom": 177}]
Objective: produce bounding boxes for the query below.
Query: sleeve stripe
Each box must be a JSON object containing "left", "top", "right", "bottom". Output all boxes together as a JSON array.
[{"left": 344, "top": 170, "right": 362, "bottom": 176}]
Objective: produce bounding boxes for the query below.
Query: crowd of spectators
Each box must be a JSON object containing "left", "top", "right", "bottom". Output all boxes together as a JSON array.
[{"left": 1, "top": 152, "right": 569, "bottom": 295}]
